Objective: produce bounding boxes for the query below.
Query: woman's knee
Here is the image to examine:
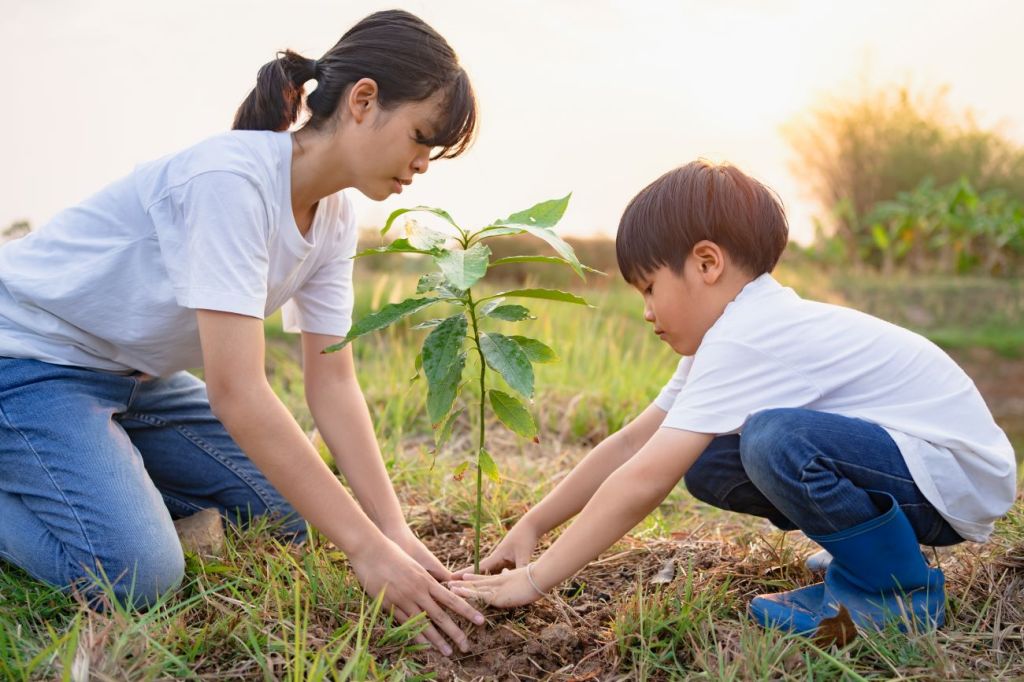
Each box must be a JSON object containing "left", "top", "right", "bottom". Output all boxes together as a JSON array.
[{"left": 75, "top": 536, "right": 185, "bottom": 609}]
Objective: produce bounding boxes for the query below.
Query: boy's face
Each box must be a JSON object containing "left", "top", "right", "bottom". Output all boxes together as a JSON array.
[{"left": 633, "top": 245, "right": 746, "bottom": 356}]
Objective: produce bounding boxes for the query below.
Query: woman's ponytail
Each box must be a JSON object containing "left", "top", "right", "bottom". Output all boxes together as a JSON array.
[
  {"left": 232, "top": 50, "right": 318, "bottom": 132},
  {"left": 230, "top": 10, "right": 477, "bottom": 158}
]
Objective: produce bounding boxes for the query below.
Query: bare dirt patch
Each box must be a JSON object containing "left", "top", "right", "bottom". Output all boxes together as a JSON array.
[{"left": 394, "top": 503, "right": 1023, "bottom": 681}]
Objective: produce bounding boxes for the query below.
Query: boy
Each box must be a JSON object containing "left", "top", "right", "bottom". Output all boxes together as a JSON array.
[{"left": 449, "top": 160, "right": 1017, "bottom": 635}]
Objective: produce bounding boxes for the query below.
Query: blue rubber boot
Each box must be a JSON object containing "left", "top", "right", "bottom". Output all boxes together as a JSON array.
[{"left": 749, "top": 493, "right": 945, "bottom": 635}]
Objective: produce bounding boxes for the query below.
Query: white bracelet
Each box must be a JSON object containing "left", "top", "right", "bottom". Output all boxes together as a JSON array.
[{"left": 525, "top": 562, "right": 547, "bottom": 597}]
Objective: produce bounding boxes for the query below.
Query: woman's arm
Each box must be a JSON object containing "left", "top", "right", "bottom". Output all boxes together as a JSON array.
[
  {"left": 300, "top": 332, "right": 451, "bottom": 578},
  {"left": 196, "top": 310, "right": 482, "bottom": 655}
]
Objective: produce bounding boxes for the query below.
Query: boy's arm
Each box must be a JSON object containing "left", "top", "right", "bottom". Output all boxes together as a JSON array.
[
  {"left": 523, "top": 403, "right": 667, "bottom": 535},
  {"left": 472, "top": 403, "right": 666, "bottom": 573},
  {"left": 450, "top": 427, "right": 712, "bottom": 607}
]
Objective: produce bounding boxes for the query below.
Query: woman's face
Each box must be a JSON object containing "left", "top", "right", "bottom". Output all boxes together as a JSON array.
[{"left": 346, "top": 89, "right": 446, "bottom": 201}]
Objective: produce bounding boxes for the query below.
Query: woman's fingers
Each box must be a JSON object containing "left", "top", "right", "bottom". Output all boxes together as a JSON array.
[
  {"left": 390, "top": 607, "right": 432, "bottom": 650},
  {"left": 430, "top": 582, "right": 486, "bottom": 626},
  {"left": 452, "top": 572, "right": 492, "bottom": 582},
  {"left": 400, "top": 603, "right": 455, "bottom": 657},
  {"left": 419, "top": 596, "right": 470, "bottom": 653}
]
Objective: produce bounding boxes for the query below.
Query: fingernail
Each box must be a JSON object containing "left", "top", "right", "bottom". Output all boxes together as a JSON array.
[
  {"left": 460, "top": 640, "right": 469, "bottom": 652},
  {"left": 442, "top": 645, "right": 452, "bottom": 656},
  {"left": 474, "top": 614, "right": 484, "bottom": 625}
]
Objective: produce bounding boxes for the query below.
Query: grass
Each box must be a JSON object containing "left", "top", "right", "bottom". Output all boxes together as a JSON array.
[{"left": 2, "top": 263, "right": 1022, "bottom": 679}]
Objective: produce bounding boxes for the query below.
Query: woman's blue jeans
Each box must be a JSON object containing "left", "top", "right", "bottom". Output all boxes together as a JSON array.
[
  {"left": 684, "top": 408, "right": 963, "bottom": 546},
  {"left": 0, "top": 358, "right": 306, "bottom": 608}
]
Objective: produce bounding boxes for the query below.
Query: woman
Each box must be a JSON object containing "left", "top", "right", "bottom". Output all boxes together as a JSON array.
[{"left": 0, "top": 10, "right": 482, "bottom": 656}]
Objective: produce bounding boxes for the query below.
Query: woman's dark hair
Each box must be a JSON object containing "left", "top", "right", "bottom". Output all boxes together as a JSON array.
[
  {"left": 616, "top": 160, "right": 789, "bottom": 283},
  {"left": 232, "top": 10, "right": 476, "bottom": 159}
]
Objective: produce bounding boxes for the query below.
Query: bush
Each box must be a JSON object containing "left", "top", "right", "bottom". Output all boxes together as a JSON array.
[{"left": 787, "top": 85, "right": 1024, "bottom": 274}]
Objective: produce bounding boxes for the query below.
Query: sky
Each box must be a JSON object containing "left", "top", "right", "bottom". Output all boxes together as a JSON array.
[{"left": 3, "top": 0, "right": 1023, "bottom": 243}]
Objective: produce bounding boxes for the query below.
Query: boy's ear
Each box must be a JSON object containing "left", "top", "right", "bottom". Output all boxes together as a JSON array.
[
  {"left": 346, "top": 78, "right": 379, "bottom": 124},
  {"left": 691, "top": 240, "right": 725, "bottom": 283}
]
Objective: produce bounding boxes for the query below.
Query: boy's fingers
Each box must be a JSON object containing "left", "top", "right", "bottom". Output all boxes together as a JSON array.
[
  {"left": 449, "top": 584, "right": 483, "bottom": 601},
  {"left": 478, "top": 553, "right": 513, "bottom": 575}
]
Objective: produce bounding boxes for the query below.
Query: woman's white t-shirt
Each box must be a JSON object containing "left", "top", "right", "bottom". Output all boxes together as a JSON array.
[
  {"left": 654, "top": 274, "right": 1017, "bottom": 543},
  {"left": 0, "top": 131, "right": 357, "bottom": 377}
]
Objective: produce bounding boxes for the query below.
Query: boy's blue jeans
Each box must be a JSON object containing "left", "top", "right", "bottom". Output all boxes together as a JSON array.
[
  {"left": 0, "top": 358, "right": 306, "bottom": 607},
  {"left": 684, "top": 408, "right": 963, "bottom": 546}
]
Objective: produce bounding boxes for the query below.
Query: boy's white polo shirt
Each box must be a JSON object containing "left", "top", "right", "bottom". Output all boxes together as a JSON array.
[
  {"left": 0, "top": 131, "right": 357, "bottom": 377},
  {"left": 655, "top": 274, "right": 1017, "bottom": 542}
]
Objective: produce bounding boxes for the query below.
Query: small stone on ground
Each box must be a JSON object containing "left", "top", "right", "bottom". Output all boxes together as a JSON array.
[{"left": 173, "top": 508, "right": 225, "bottom": 557}]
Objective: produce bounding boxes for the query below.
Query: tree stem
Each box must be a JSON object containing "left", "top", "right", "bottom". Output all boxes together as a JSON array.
[{"left": 466, "top": 292, "right": 486, "bottom": 573}]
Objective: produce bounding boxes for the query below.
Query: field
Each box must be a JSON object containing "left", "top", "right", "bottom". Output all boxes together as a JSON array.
[{"left": 1, "top": 254, "right": 1022, "bottom": 680}]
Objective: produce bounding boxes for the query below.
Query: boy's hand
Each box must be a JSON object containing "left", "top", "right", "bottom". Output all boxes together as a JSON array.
[
  {"left": 388, "top": 525, "right": 454, "bottom": 581},
  {"left": 448, "top": 567, "right": 545, "bottom": 608},
  {"left": 454, "top": 520, "right": 539, "bottom": 576}
]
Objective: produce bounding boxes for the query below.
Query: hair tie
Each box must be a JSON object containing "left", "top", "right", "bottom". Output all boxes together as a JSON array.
[{"left": 310, "top": 59, "right": 319, "bottom": 78}]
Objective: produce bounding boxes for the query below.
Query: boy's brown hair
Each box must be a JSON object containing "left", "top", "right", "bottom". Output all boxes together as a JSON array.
[{"left": 615, "top": 160, "right": 789, "bottom": 283}]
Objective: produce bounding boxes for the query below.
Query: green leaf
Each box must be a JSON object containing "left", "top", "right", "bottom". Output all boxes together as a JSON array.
[
  {"left": 323, "top": 297, "right": 442, "bottom": 352},
  {"left": 480, "top": 332, "right": 534, "bottom": 398},
  {"left": 510, "top": 335, "right": 557, "bottom": 363},
  {"left": 409, "top": 351, "right": 423, "bottom": 383},
  {"left": 452, "top": 460, "right": 469, "bottom": 482},
  {"left": 355, "top": 238, "right": 437, "bottom": 258},
  {"left": 489, "top": 389, "right": 538, "bottom": 439},
  {"left": 481, "top": 288, "right": 591, "bottom": 307},
  {"left": 496, "top": 194, "right": 571, "bottom": 228},
  {"left": 426, "top": 352, "right": 465, "bottom": 425},
  {"left": 478, "top": 225, "right": 585, "bottom": 278},
  {"left": 491, "top": 255, "right": 606, "bottom": 275},
  {"left": 870, "top": 223, "right": 891, "bottom": 250},
  {"left": 416, "top": 272, "right": 445, "bottom": 294},
  {"left": 405, "top": 221, "right": 448, "bottom": 251},
  {"left": 479, "top": 448, "right": 500, "bottom": 484},
  {"left": 381, "top": 206, "right": 462, "bottom": 237},
  {"left": 479, "top": 298, "right": 505, "bottom": 315},
  {"left": 438, "top": 282, "right": 467, "bottom": 300},
  {"left": 434, "top": 243, "right": 491, "bottom": 290},
  {"left": 422, "top": 314, "right": 468, "bottom": 387},
  {"left": 485, "top": 304, "right": 533, "bottom": 322},
  {"left": 435, "top": 407, "right": 463, "bottom": 451}
]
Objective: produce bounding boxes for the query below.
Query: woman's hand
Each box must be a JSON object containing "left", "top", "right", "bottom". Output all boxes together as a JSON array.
[
  {"left": 454, "top": 520, "right": 539, "bottom": 576},
  {"left": 447, "top": 566, "right": 546, "bottom": 609},
  {"left": 347, "top": 536, "right": 485, "bottom": 656},
  {"left": 388, "top": 525, "right": 453, "bottom": 581}
]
